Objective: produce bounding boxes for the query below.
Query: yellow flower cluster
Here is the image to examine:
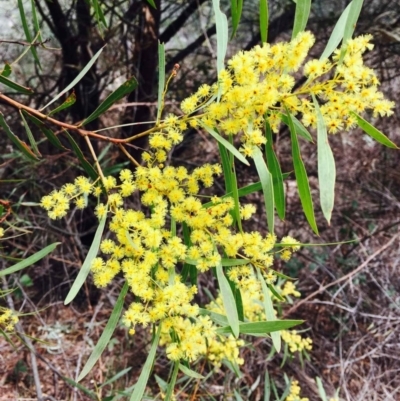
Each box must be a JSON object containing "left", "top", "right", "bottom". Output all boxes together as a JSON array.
[
  {"left": 181, "top": 32, "right": 394, "bottom": 155},
  {"left": 281, "top": 330, "right": 313, "bottom": 353},
  {"left": 40, "top": 176, "right": 100, "bottom": 219},
  {"left": 0, "top": 227, "right": 4, "bottom": 238},
  {"left": 89, "top": 164, "right": 292, "bottom": 365},
  {"left": 143, "top": 114, "right": 187, "bottom": 164},
  {"left": 281, "top": 281, "right": 301, "bottom": 298},
  {"left": 280, "top": 236, "right": 301, "bottom": 262},
  {"left": 161, "top": 315, "right": 244, "bottom": 367},
  {"left": 285, "top": 380, "right": 309, "bottom": 401},
  {"left": 0, "top": 307, "right": 18, "bottom": 331},
  {"left": 41, "top": 157, "right": 303, "bottom": 366},
  {"left": 301, "top": 34, "right": 394, "bottom": 133},
  {"left": 38, "top": 160, "right": 293, "bottom": 366}
]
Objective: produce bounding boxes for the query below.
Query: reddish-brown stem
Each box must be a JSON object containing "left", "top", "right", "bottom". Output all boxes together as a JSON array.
[{"left": 0, "top": 92, "right": 146, "bottom": 144}]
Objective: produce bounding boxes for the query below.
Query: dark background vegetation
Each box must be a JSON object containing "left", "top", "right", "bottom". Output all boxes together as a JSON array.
[{"left": 1, "top": 0, "right": 400, "bottom": 400}]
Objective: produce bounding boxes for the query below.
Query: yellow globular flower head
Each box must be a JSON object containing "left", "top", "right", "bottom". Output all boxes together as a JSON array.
[
  {"left": 285, "top": 380, "right": 309, "bottom": 401},
  {"left": 75, "top": 176, "right": 92, "bottom": 194},
  {"left": 240, "top": 204, "right": 256, "bottom": 220},
  {"left": 280, "top": 236, "right": 301, "bottom": 262},
  {"left": 41, "top": 190, "right": 69, "bottom": 219},
  {"left": 181, "top": 95, "right": 199, "bottom": 114},
  {"left": 40, "top": 176, "right": 96, "bottom": 219},
  {"left": 95, "top": 203, "right": 108, "bottom": 219},
  {"left": 281, "top": 281, "right": 301, "bottom": 298},
  {"left": 75, "top": 196, "right": 87, "bottom": 209},
  {"left": 282, "top": 330, "right": 313, "bottom": 354},
  {"left": 0, "top": 308, "right": 19, "bottom": 332},
  {"left": 0, "top": 227, "right": 4, "bottom": 238}
]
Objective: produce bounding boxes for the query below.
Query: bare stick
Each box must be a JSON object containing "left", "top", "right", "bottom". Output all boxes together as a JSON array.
[{"left": 284, "top": 233, "right": 400, "bottom": 317}]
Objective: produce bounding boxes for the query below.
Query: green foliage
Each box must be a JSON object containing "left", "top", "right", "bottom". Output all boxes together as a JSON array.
[
  {"left": 314, "top": 95, "right": 336, "bottom": 224},
  {"left": 64, "top": 213, "right": 107, "bottom": 305},
  {"left": 0, "top": 243, "right": 60, "bottom": 277},
  {"left": 0, "top": 1, "right": 397, "bottom": 400},
  {"left": 287, "top": 111, "right": 319, "bottom": 234}
]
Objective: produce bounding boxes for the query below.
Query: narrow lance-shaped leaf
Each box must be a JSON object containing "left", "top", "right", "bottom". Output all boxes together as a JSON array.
[
  {"left": 78, "top": 282, "right": 129, "bottom": 381},
  {"left": 225, "top": 264, "right": 244, "bottom": 321},
  {"left": 23, "top": 111, "right": 65, "bottom": 150},
  {"left": 252, "top": 146, "right": 274, "bottom": 233},
  {"left": 61, "top": 377, "right": 97, "bottom": 399},
  {"left": 257, "top": 268, "right": 281, "bottom": 352},
  {"left": 315, "top": 377, "right": 328, "bottom": 401},
  {"left": 0, "top": 74, "right": 33, "bottom": 94},
  {"left": 1, "top": 64, "right": 12, "bottom": 77},
  {"left": 81, "top": 76, "right": 137, "bottom": 126},
  {"left": 218, "top": 142, "right": 233, "bottom": 195},
  {"left": 221, "top": 258, "right": 249, "bottom": 267},
  {"left": 0, "top": 112, "right": 39, "bottom": 161},
  {"left": 352, "top": 112, "right": 398, "bottom": 149},
  {"left": 48, "top": 91, "right": 76, "bottom": 116},
  {"left": 216, "top": 138, "right": 242, "bottom": 239},
  {"left": 259, "top": 0, "right": 269, "bottom": 43},
  {"left": 201, "top": 123, "right": 250, "bottom": 165},
  {"left": 264, "top": 371, "right": 271, "bottom": 401},
  {"left": 286, "top": 110, "right": 319, "bottom": 234},
  {"left": 231, "top": 0, "right": 243, "bottom": 39},
  {"left": 216, "top": 262, "right": 240, "bottom": 338},
  {"left": 233, "top": 281, "right": 244, "bottom": 322},
  {"left": 64, "top": 213, "right": 107, "bottom": 305},
  {"left": 234, "top": 389, "right": 245, "bottom": 401},
  {"left": 339, "top": 0, "right": 364, "bottom": 63},
  {"left": 292, "top": 0, "right": 311, "bottom": 39},
  {"left": 156, "top": 42, "right": 166, "bottom": 125},
  {"left": 265, "top": 123, "right": 285, "bottom": 220},
  {"left": 320, "top": 1, "right": 352, "bottom": 60},
  {"left": 342, "top": 0, "right": 364, "bottom": 43},
  {"left": 64, "top": 131, "right": 98, "bottom": 180},
  {"left": 221, "top": 140, "right": 242, "bottom": 232},
  {"left": 100, "top": 368, "right": 132, "bottom": 388},
  {"left": 268, "top": 283, "right": 284, "bottom": 302},
  {"left": 238, "top": 181, "right": 262, "bottom": 197},
  {"left": 280, "top": 113, "right": 313, "bottom": 142},
  {"left": 185, "top": 258, "right": 249, "bottom": 267},
  {"left": 165, "top": 362, "right": 180, "bottom": 401},
  {"left": 18, "top": 0, "right": 41, "bottom": 68},
  {"left": 31, "top": 0, "right": 42, "bottom": 43},
  {"left": 19, "top": 110, "right": 41, "bottom": 157},
  {"left": 0, "top": 242, "right": 60, "bottom": 277},
  {"left": 130, "top": 325, "right": 162, "bottom": 401},
  {"left": 216, "top": 320, "right": 303, "bottom": 335},
  {"left": 212, "top": 0, "right": 228, "bottom": 76},
  {"left": 179, "top": 364, "right": 205, "bottom": 379},
  {"left": 181, "top": 222, "right": 193, "bottom": 284},
  {"left": 313, "top": 95, "right": 336, "bottom": 224},
  {"left": 231, "top": 0, "right": 238, "bottom": 34},
  {"left": 40, "top": 46, "right": 105, "bottom": 111},
  {"left": 91, "top": 0, "right": 107, "bottom": 28}
]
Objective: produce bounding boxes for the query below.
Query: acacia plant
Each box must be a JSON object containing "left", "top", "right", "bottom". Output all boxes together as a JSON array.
[{"left": 0, "top": 0, "right": 398, "bottom": 400}]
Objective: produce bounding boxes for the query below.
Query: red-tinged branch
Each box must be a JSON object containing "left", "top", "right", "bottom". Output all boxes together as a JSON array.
[{"left": 0, "top": 92, "right": 157, "bottom": 144}]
